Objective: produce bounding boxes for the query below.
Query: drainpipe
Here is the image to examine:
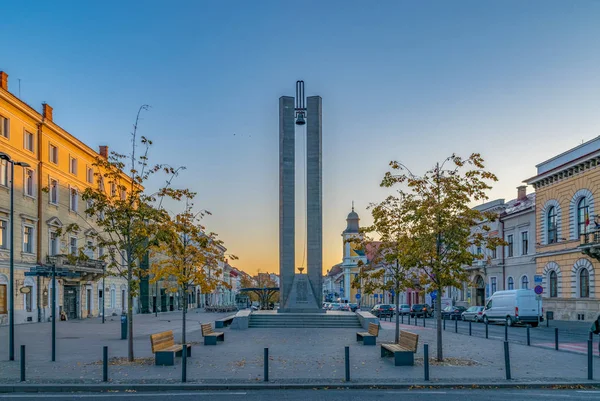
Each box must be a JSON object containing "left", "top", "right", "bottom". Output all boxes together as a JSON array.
[{"left": 36, "top": 120, "right": 43, "bottom": 322}]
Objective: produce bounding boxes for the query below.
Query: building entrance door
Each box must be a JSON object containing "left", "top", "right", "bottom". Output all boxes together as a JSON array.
[
  {"left": 160, "top": 289, "right": 167, "bottom": 312},
  {"left": 86, "top": 289, "right": 92, "bottom": 316},
  {"left": 0, "top": 284, "right": 6, "bottom": 314},
  {"left": 64, "top": 286, "right": 78, "bottom": 320}
]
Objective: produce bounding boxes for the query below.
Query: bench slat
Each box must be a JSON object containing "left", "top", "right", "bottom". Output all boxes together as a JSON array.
[
  {"left": 368, "top": 323, "right": 379, "bottom": 336},
  {"left": 398, "top": 331, "right": 419, "bottom": 352},
  {"left": 150, "top": 330, "right": 176, "bottom": 353}
]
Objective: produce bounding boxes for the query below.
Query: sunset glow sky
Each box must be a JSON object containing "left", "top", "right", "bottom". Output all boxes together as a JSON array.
[{"left": 2, "top": 1, "right": 600, "bottom": 275}]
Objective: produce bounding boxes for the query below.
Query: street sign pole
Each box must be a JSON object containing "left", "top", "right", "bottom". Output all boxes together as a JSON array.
[{"left": 52, "top": 264, "right": 56, "bottom": 362}]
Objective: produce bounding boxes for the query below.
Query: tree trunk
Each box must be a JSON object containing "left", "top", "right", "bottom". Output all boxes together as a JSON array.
[
  {"left": 182, "top": 285, "right": 187, "bottom": 344},
  {"left": 395, "top": 286, "right": 400, "bottom": 344},
  {"left": 127, "top": 260, "right": 134, "bottom": 362},
  {"left": 436, "top": 291, "right": 443, "bottom": 361}
]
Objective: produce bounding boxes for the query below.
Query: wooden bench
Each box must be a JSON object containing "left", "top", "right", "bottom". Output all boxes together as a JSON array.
[
  {"left": 201, "top": 323, "right": 225, "bottom": 345},
  {"left": 356, "top": 323, "right": 380, "bottom": 345},
  {"left": 149, "top": 330, "right": 191, "bottom": 366},
  {"left": 215, "top": 315, "right": 236, "bottom": 328},
  {"left": 380, "top": 330, "right": 419, "bottom": 366}
]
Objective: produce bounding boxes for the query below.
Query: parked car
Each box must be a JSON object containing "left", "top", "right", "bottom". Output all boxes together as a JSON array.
[
  {"left": 482, "top": 289, "right": 543, "bottom": 327},
  {"left": 461, "top": 306, "right": 485, "bottom": 322},
  {"left": 340, "top": 303, "right": 351, "bottom": 312},
  {"left": 371, "top": 304, "right": 394, "bottom": 317},
  {"left": 410, "top": 304, "right": 432, "bottom": 318},
  {"left": 441, "top": 305, "right": 467, "bottom": 320},
  {"left": 398, "top": 304, "right": 411, "bottom": 315},
  {"left": 349, "top": 303, "right": 358, "bottom": 312},
  {"left": 329, "top": 303, "right": 341, "bottom": 310}
]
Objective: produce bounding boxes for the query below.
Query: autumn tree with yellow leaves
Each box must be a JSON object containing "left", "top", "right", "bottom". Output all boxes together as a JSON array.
[{"left": 149, "top": 198, "right": 234, "bottom": 344}]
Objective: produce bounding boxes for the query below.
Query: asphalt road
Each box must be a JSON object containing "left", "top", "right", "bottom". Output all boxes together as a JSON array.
[
  {"left": 1, "top": 389, "right": 600, "bottom": 400},
  {"left": 382, "top": 314, "right": 600, "bottom": 354}
]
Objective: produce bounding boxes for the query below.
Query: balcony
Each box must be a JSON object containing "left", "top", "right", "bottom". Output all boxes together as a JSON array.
[
  {"left": 46, "top": 254, "right": 106, "bottom": 281},
  {"left": 579, "top": 230, "right": 600, "bottom": 261}
]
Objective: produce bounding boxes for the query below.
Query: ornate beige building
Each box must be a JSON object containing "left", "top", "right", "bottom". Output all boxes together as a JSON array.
[{"left": 526, "top": 137, "right": 600, "bottom": 321}]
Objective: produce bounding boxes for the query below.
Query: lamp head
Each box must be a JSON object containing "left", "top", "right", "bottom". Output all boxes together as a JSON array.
[
  {"left": 0, "top": 152, "right": 10, "bottom": 161},
  {"left": 15, "top": 161, "right": 30, "bottom": 168}
]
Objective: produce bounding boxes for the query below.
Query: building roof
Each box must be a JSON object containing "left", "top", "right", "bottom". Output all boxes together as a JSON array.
[
  {"left": 343, "top": 207, "right": 360, "bottom": 234},
  {"left": 501, "top": 193, "right": 536, "bottom": 217}
]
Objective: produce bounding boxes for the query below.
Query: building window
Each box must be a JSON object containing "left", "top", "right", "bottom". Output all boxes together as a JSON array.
[
  {"left": 0, "top": 219, "right": 7, "bottom": 249},
  {"left": 491, "top": 277, "right": 497, "bottom": 294},
  {"left": 86, "top": 166, "right": 94, "bottom": 184},
  {"left": 70, "top": 187, "right": 78, "bottom": 212},
  {"left": 24, "top": 131, "right": 34, "bottom": 152},
  {"left": 521, "top": 275, "right": 529, "bottom": 290},
  {"left": 521, "top": 231, "right": 528, "bottom": 255},
  {"left": 0, "top": 115, "right": 9, "bottom": 138},
  {"left": 49, "top": 232, "right": 59, "bottom": 256},
  {"left": 49, "top": 144, "right": 58, "bottom": 164},
  {"left": 121, "top": 289, "right": 126, "bottom": 311},
  {"left": 549, "top": 271, "right": 557, "bottom": 298},
  {"left": 85, "top": 240, "right": 94, "bottom": 259},
  {"left": 110, "top": 182, "right": 117, "bottom": 197},
  {"left": 98, "top": 246, "right": 104, "bottom": 259},
  {"left": 491, "top": 247, "right": 497, "bottom": 259},
  {"left": 69, "top": 157, "right": 78, "bottom": 175},
  {"left": 0, "top": 283, "right": 6, "bottom": 314},
  {"left": 577, "top": 198, "right": 589, "bottom": 237},
  {"left": 49, "top": 179, "right": 59, "bottom": 205},
  {"left": 580, "top": 268, "right": 590, "bottom": 298},
  {"left": 507, "top": 234, "right": 514, "bottom": 257},
  {"left": 0, "top": 159, "right": 7, "bottom": 187},
  {"left": 547, "top": 206, "right": 557, "bottom": 244},
  {"left": 24, "top": 169, "right": 34, "bottom": 197},
  {"left": 110, "top": 287, "right": 116, "bottom": 309},
  {"left": 23, "top": 226, "right": 33, "bottom": 253},
  {"left": 70, "top": 237, "right": 77, "bottom": 255},
  {"left": 120, "top": 189, "right": 126, "bottom": 201},
  {"left": 507, "top": 277, "right": 514, "bottom": 290}
]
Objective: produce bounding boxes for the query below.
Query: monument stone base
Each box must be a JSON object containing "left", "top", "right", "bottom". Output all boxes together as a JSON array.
[{"left": 279, "top": 273, "right": 324, "bottom": 313}]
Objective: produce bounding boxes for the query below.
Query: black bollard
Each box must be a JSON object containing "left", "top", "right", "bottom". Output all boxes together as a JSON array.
[
  {"left": 505, "top": 322, "right": 508, "bottom": 341},
  {"left": 455, "top": 318, "right": 458, "bottom": 333},
  {"left": 504, "top": 341, "right": 511, "bottom": 380},
  {"left": 181, "top": 343, "right": 187, "bottom": 383},
  {"left": 443, "top": 316, "right": 446, "bottom": 331},
  {"left": 345, "top": 346, "right": 350, "bottom": 382},
  {"left": 414, "top": 315, "right": 418, "bottom": 326},
  {"left": 589, "top": 339, "right": 594, "bottom": 380},
  {"left": 408, "top": 314, "right": 411, "bottom": 325},
  {"left": 103, "top": 346, "right": 108, "bottom": 382},
  {"left": 555, "top": 328, "right": 559, "bottom": 350},
  {"left": 469, "top": 321, "right": 472, "bottom": 336},
  {"left": 526, "top": 327, "right": 530, "bottom": 346},
  {"left": 424, "top": 344, "right": 430, "bottom": 381},
  {"left": 402, "top": 314, "right": 404, "bottom": 325},
  {"left": 20, "top": 345, "right": 25, "bottom": 382},
  {"left": 264, "top": 348, "right": 269, "bottom": 382},
  {"left": 423, "top": 316, "right": 426, "bottom": 328},
  {"left": 485, "top": 320, "right": 488, "bottom": 339}
]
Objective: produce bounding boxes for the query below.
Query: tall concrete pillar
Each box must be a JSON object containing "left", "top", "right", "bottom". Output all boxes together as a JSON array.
[
  {"left": 279, "top": 96, "right": 296, "bottom": 306},
  {"left": 306, "top": 96, "right": 323, "bottom": 307}
]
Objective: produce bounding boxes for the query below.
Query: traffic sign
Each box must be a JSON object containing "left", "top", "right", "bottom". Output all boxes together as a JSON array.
[
  {"left": 534, "top": 275, "right": 543, "bottom": 284},
  {"left": 355, "top": 293, "right": 361, "bottom": 300},
  {"left": 536, "top": 294, "right": 542, "bottom": 301},
  {"left": 430, "top": 290, "right": 438, "bottom": 300},
  {"left": 534, "top": 285, "right": 543, "bottom": 295}
]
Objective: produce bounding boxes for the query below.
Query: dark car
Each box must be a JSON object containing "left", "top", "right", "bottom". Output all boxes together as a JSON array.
[
  {"left": 410, "top": 304, "right": 432, "bottom": 318},
  {"left": 349, "top": 303, "right": 358, "bottom": 312},
  {"left": 441, "top": 305, "right": 467, "bottom": 320},
  {"left": 371, "top": 304, "right": 394, "bottom": 318}
]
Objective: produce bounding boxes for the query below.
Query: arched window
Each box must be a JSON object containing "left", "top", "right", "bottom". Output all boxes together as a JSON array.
[
  {"left": 549, "top": 271, "right": 557, "bottom": 298},
  {"left": 547, "top": 207, "right": 557, "bottom": 244},
  {"left": 507, "top": 277, "right": 514, "bottom": 290},
  {"left": 521, "top": 275, "right": 529, "bottom": 289},
  {"left": 580, "top": 268, "right": 590, "bottom": 298},
  {"left": 577, "top": 198, "right": 589, "bottom": 236}
]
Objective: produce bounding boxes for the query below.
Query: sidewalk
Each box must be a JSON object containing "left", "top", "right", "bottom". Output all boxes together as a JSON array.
[{"left": 1, "top": 311, "right": 599, "bottom": 385}]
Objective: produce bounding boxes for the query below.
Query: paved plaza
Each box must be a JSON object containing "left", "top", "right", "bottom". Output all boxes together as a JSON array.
[{"left": 1, "top": 311, "right": 599, "bottom": 385}]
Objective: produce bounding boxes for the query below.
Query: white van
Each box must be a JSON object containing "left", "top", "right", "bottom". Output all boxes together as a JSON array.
[{"left": 482, "top": 289, "right": 543, "bottom": 327}]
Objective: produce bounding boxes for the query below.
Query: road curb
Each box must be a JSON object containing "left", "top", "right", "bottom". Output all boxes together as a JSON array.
[{"left": 0, "top": 381, "right": 599, "bottom": 393}]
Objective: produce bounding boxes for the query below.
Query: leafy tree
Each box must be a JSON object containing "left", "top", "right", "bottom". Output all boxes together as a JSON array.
[
  {"left": 376, "top": 153, "right": 504, "bottom": 361},
  {"left": 81, "top": 106, "right": 185, "bottom": 361},
  {"left": 149, "top": 198, "right": 232, "bottom": 344}
]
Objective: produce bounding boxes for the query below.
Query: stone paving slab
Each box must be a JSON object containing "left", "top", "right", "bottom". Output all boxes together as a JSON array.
[{"left": 1, "top": 312, "right": 599, "bottom": 384}]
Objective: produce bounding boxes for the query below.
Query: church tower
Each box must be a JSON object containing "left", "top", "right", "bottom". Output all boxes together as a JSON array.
[{"left": 341, "top": 203, "right": 367, "bottom": 302}]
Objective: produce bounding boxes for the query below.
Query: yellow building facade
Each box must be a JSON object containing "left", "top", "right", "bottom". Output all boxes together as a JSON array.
[
  {"left": 0, "top": 70, "right": 129, "bottom": 325},
  {"left": 526, "top": 137, "right": 600, "bottom": 321}
]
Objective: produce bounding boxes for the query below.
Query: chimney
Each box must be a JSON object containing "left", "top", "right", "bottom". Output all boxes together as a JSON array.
[
  {"left": 42, "top": 103, "right": 53, "bottom": 122},
  {"left": 99, "top": 146, "right": 109, "bottom": 159},
  {"left": 0, "top": 72, "right": 7, "bottom": 91},
  {"left": 517, "top": 185, "right": 527, "bottom": 200}
]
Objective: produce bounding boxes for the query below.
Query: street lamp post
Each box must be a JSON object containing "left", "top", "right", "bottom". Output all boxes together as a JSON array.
[{"left": 0, "top": 152, "right": 30, "bottom": 362}]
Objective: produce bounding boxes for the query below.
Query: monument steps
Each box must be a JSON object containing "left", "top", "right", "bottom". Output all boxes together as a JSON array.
[{"left": 249, "top": 313, "right": 362, "bottom": 328}]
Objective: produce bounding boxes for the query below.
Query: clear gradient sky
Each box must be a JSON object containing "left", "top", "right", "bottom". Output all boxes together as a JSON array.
[{"left": 2, "top": 1, "right": 600, "bottom": 276}]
